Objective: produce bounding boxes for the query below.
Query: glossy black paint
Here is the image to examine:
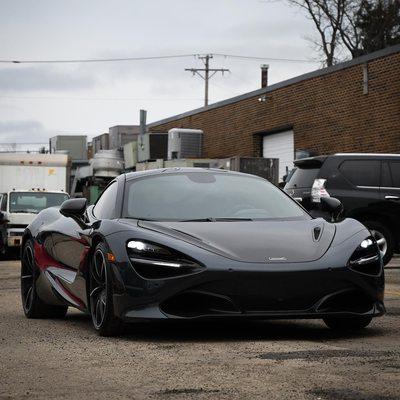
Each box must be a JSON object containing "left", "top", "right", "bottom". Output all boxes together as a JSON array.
[
  {"left": 60, "top": 198, "right": 87, "bottom": 218},
  {"left": 22, "top": 168, "right": 385, "bottom": 324}
]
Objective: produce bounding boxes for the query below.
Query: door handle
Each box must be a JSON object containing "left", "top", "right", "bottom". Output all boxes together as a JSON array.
[{"left": 385, "top": 195, "right": 400, "bottom": 200}]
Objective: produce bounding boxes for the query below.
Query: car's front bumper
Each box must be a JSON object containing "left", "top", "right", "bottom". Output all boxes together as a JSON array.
[
  {"left": 112, "top": 263, "right": 385, "bottom": 322},
  {"left": 106, "top": 226, "right": 385, "bottom": 323}
]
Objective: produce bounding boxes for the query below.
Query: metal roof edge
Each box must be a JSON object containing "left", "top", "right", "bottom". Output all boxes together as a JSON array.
[{"left": 148, "top": 44, "right": 400, "bottom": 128}]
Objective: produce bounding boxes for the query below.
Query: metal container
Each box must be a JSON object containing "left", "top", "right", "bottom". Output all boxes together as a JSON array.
[{"left": 91, "top": 149, "right": 124, "bottom": 177}]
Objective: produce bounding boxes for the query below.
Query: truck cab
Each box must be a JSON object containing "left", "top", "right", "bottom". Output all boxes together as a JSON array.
[{"left": 0, "top": 189, "right": 69, "bottom": 251}]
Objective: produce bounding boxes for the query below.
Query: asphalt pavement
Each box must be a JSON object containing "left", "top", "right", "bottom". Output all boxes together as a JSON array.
[{"left": 0, "top": 257, "right": 399, "bottom": 400}]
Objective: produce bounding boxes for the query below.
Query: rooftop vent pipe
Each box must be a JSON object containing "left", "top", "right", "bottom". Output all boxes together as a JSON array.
[{"left": 261, "top": 64, "right": 269, "bottom": 88}]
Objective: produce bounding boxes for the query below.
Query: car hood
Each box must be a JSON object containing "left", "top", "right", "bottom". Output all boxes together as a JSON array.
[{"left": 126, "top": 218, "right": 336, "bottom": 263}]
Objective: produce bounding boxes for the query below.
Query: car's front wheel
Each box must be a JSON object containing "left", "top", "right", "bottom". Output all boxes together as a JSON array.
[
  {"left": 89, "top": 243, "right": 123, "bottom": 336},
  {"left": 21, "top": 239, "right": 68, "bottom": 319},
  {"left": 323, "top": 316, "right": 372, "bottom": 331}
]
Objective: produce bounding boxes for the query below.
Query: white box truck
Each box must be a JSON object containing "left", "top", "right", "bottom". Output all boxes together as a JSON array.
[{"left": 0, "top": 153, "right": 70, "bottom": 253}]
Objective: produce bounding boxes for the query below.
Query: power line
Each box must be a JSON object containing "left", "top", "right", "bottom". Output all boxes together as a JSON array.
[
  {"left": 0, "top": 54, "right": 197, "bottom": 64},
  {"left": 0, "top": 53, "right": 317, "bottom": 64},
  {"left": 214, "top": 53, "right": 317, "bottom": 63},
  {"left": 0, "top": 95, "right": 203, "bottom": 101},
  {"left": 185, "top": 55, "right": 230, "bottom": 106}
]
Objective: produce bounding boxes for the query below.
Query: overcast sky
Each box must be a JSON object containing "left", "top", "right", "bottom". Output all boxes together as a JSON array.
[{"left": 0, "top": 0, "right": 320, "bottom": 144}]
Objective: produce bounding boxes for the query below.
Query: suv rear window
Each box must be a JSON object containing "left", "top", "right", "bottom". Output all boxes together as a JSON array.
[
  {"left": 383, "top": 161, "right": 400, "bottom": 187},
  {"left": 389, "top": 162, "right": 400, "bottom": 187},
  {"left": 285, "top": 167, "right": 319, "bottom": 189},
  {"left": 339, "top": 160, "right": 380, "bottom": 187}
]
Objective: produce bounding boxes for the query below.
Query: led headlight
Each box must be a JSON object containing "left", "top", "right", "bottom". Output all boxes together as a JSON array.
[
  {"left": 127, "top": 240, "right": 204, "bottom": 279},
  {"left": 348, "top": 236, "right": 382, "bottom": 276},
  {"left": 127, "top": 240, "right": 173, "bottom": 258}
]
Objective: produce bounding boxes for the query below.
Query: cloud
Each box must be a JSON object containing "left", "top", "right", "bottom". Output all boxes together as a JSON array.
[
  {"left": 0, "top": 65, "right": 97, "bottom": 92},
  {"left": 0, "top": 120, "right": 53, "bottom": 143}
]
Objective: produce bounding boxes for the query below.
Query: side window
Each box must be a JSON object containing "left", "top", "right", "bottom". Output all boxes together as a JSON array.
[
  {"left": 93, "top": 182, "right": 118, "bottom": 219},
  {"left": 389, "top": 162, "right": 400, "bottom": 188},
  {"left": 339, "top": 160, "right": 380, "bottom": 187},
  {"left": 1, "top": 194, "right": 7, "bottom": 211},
  {"left": 382, "top": 162, "right": 392, "bottom": 187}
]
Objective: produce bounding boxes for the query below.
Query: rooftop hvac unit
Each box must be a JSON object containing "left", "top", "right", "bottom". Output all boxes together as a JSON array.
[
  {"left": 167, "top": 129, "right": 203, "bottom": 160},
  {"left": 93, "top": 133, "right": 110, "bottom": 154}
]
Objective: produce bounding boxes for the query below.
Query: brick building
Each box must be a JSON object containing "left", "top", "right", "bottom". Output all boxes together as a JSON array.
[{"left": 149, "top": 45, "right": 400, "bottom": 181}]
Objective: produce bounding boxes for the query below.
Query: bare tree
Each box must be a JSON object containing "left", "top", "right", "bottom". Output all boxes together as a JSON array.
[
  {"left": 282, "top": 1, "right": 400, "bottom": 64},
  {"left": 284, "top": 0, "right": 348, "bottom": 66}
]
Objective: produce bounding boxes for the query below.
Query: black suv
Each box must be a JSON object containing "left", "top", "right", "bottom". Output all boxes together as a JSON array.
[{"left": 284, "top": 153, "right": 400, "bottom": 264}]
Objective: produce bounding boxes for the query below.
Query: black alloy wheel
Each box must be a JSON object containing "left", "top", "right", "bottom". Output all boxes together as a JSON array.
[
  {"left": 21, "top": 239, "right": 68, "bottom": 319},
  {"left": 89, "top": 243, "right": 123, "bottom": 336},
  {"left": 21, "top": 243, "right": 36, "bottom": 315}
]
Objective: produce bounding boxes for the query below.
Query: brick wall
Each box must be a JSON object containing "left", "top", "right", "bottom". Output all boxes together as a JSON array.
[{"left": 149, "top": 50, "right": 400, "bottom": 158}]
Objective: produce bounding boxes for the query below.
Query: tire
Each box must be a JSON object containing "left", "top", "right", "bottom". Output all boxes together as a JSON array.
[
  {"left": 323, "top": 316, "right": 372, "bottom": 331},
  {"left": 89, "top": 243, "right": 123, "bottom": 336},
  {"left": 21, "top": 239, "right": 68, "bottom": 319},
  {"left": 363, "top": 220, "right": 394, "bottom": 266}
]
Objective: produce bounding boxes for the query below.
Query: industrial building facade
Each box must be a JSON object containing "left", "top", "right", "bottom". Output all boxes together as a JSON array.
[{"left": 149, "top": 45, "right": 400, "bottom": 181}]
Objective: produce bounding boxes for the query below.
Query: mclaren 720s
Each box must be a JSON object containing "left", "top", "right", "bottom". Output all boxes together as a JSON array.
[{"left": 21, "top": 168, "right": 385, "bottom": 336}]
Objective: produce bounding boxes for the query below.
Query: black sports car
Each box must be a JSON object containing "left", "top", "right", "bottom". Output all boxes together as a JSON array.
[{"left": 21, "top": 168, "right": 385, "bottom": 336}]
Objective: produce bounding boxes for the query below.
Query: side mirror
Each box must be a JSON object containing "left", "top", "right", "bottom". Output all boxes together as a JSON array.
[
  {"left": 60, "top": 198, "right": 87, "bottom": 219},
  {"left": 320, "top": 197, "right": 343, "bottom": 221}
]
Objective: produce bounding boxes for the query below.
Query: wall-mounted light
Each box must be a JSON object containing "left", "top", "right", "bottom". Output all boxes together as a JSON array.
[{"left": 258, "top": 95, "right": 267, "bottom": 102}]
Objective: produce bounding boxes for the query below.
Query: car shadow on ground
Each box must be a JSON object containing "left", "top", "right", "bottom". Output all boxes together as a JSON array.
[{"left": 63, "top": 311, "right": 386, "bottom": 343}]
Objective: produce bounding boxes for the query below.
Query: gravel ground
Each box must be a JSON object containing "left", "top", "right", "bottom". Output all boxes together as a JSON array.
[{"left": 0, "top": 258, "right": 399, "bottom": 400}]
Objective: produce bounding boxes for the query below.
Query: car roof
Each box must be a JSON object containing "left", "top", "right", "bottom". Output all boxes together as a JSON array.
[
  {"left": 124, "top": 167, "right": 258, "bottom": 181},
  {"left": 294, "top": 153, "right": 400, "bottom": 167}
]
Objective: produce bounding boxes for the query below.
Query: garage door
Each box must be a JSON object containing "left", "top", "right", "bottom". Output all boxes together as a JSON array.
[{"left": 262, "top": 130, "right": 294, "bottom": 182}]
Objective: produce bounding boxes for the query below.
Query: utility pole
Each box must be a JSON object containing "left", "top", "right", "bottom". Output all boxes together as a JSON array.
[{"left": 185, "top": 54, "right": 230, "bottom": 106}]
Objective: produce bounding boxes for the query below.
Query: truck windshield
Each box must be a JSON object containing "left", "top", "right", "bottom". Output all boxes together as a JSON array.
[{"left": 9, "top": 192, "right": 69, "bottom": 214}]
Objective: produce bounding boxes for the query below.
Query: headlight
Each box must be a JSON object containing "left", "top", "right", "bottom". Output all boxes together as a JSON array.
[
  {"left": 127, "top": 240, "right": 204, "bottom": 279},
  {"left": 348, "top": 236, "right": 382, "bottom": 276}
]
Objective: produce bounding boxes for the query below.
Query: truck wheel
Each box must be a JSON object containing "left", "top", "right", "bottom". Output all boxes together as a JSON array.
[
  {"left": 21, "top": 239, "right": 68, "bottom": 319},
  {"left": 363, "top": 220, "right": 394, "bottom": 266}
]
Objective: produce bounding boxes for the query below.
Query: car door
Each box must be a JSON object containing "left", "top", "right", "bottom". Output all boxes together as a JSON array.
[
  {"left": 335, "top": 159, "right": 382, "bottom": 218},
  {"left": 49, "top": 181, "right": 120, "bottom": 307},
  {"left": 381, "top": 160, "right": 400, "bottom": 228}
]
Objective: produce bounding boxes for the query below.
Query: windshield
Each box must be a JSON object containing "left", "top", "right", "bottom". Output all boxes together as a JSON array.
[
  {"left": 123, "top": 172, "right": 309, "bottom": 221},
  {"left": 9, "top": 192, "right": 69, "bottom": 214}
]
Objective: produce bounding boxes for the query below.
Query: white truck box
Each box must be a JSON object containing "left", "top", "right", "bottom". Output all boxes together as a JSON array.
[{"left": 0, "top": 154, "right": 70, "bottom": 251}]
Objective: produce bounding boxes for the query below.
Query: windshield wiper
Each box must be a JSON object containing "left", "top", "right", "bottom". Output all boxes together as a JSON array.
[
  {"left": 11, "top": 210, "right": 37, "bottom": 214},
  {"left": 179, "top": 218, "right": 215, "bottom": 222},
  {"left": 180, "top": 217, "right": 253, "bottom": 222},
  {"left": 214, "top": 217, "right": 253, "bottom": 221}
]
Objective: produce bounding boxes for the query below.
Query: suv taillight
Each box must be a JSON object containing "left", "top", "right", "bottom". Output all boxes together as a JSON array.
[{"left": 311, "top": 179, "right": 330, "bottom": 203}]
